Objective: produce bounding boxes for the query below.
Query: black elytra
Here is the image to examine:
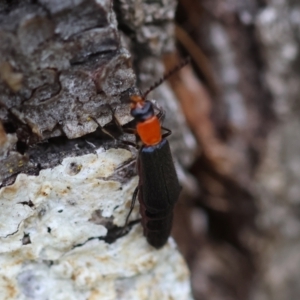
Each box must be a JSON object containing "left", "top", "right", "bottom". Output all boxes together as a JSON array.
[{"left": 137, "top": 138, "right": 181, "bottom": 248}]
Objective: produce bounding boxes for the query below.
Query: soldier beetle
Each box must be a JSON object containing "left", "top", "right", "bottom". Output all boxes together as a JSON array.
[{"left": 125, "top": 58, "right": 190, "bottom": 248}]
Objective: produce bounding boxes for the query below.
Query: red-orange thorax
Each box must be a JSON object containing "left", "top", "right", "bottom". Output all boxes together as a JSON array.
[{"left": 136, "top": 116, "right": 162, "bottom": 146}]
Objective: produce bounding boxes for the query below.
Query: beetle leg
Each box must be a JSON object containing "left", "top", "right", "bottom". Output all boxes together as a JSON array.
[
  {"left": 125, "top": 186, "right": 139, "bottom": 226},
  {"left": 89, "top": 116, "right": 116, "bottom": 140},
  {"left": 157, "top": 108, "right": 165, "bottom": 122},
  {"left": 161, "top": 126, "right": 172, "bottom": 138}
]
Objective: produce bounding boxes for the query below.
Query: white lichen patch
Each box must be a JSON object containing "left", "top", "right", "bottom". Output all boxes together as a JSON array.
[
  {"left": 0, "top": 148, "right": 134, "bottom": 255},
  {"left": 0, "top": 147, "right": 193, "bottom": 299}
]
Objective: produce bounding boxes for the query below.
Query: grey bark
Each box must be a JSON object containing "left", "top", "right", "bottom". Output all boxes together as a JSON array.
[{"left": 0, "top": 0, "right": 194, "bottom": 299}]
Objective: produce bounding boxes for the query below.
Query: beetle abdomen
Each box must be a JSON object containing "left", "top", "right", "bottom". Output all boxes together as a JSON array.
[{"left": 139, "top": 196, "right": 174, "bottom": 248}]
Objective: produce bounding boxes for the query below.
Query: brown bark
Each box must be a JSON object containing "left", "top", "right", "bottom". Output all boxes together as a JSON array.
[{"left": 173, "top": 0, "right": 300, "bottom": 300}]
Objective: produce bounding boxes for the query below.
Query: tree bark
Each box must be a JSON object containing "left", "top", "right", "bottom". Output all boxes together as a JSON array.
[
  {"left": 0, "top": 0, "right": 194, "bottom": 299},
  {"left": 173, "top": 0, "right": 300, "bottom": 300}
]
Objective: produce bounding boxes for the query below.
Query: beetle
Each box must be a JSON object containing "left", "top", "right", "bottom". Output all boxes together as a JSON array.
[{"left": 125, "top": 58, "right": 190, "bottom": 248}]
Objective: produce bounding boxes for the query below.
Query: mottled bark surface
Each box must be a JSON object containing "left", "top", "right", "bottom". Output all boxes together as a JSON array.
[
  {"left": 2, "top": 0, "right": 299, "bottom": 299},
  {"left": 0, "top": 0, "right": 194, "bottom": 299}
]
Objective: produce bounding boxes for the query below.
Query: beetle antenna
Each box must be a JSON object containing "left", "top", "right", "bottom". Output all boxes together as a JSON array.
[{"left": 142, "top": 57, "right": 191, "bottom": 99}]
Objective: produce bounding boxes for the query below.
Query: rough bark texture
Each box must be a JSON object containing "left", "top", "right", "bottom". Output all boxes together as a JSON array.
[
  {"left": 2, "top": 0, "right": 299, "bottom": 299},
  {"left": 172, "top": 0, "right": 300, "bottom": 300},
  {"left": 0, "top": 0, "right": 195, "bottom": 299}
]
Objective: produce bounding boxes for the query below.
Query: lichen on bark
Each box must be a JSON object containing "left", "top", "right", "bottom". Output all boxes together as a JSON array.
[{"left": 0, "top": 0, "right": 194, "bottom": 299}]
